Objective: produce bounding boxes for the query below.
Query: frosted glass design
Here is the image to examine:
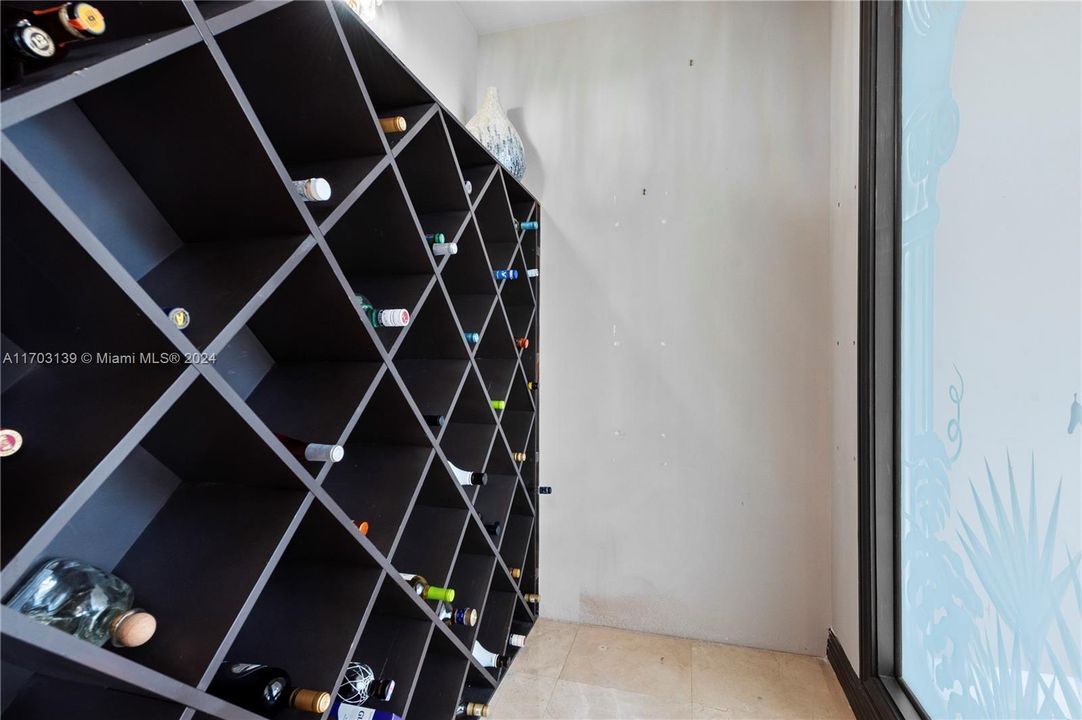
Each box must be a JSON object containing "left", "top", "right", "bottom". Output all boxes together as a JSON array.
[{"left": 899, "top": 2, "right": 1081, "bottom": 718}]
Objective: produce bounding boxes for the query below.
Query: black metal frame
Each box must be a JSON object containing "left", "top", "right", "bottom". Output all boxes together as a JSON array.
[{"left": 856, "top": 2, "right": 928, "bottom": 719}]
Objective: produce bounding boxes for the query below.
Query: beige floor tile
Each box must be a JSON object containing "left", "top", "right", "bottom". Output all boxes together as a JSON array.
[
  {"left": 544, "top": 679, "right": 699, "bottom": 719},
  {"left": 511, "top": 618, "right": 581, "bottom": 678},
  {"left": 560, "top": 624, "right": 693, "bottom": 700},
  {"left": 490, "top": 671, "right": 558, "bottom": 719}
]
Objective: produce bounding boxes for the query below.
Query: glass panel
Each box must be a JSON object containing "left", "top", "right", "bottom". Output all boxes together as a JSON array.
[{"left": 899, "top": 2, "right": 1081, "bottom": 718}]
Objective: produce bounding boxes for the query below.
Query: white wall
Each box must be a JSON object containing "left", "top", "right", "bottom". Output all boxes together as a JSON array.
[
  {"left": 479, "top": 2, "right": 834, "bottom": 654},
  {"left": 363, "top": 1, "right": 479, "bottom": 121},
  {"left": 828, "top": 0, "right": 860, "bottom": 670}
]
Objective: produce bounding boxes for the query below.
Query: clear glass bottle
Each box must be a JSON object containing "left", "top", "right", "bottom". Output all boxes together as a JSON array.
[{"left": 7, "top": 558, "right": 156, "bottom": 647}]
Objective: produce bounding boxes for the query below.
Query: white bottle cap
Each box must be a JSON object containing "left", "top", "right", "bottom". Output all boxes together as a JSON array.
[
  {"left": 304, "top": 443, "right": 345, "bottom": 462},
  {"left": 294, "top": 177, "right": 332, "bottom": 202},
  {"left": 464, "top": 180, "right": 473, "bottom": 194},
  {"left": 432, "top": 243, "right": 459, "bottom": 256},
  {"left": 378, "top": 309, "right": 410, "bottom": 327},
  {"left": 509, "top": 633, "right": 527, "bottom": 647},
  {"left": 527, "top": 269, "right": 539, "bottom": 278}
]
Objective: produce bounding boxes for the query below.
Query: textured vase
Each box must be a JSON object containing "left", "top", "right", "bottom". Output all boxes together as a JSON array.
[{"left": 466, "top": 87, "right": 526, "bottom": 181}]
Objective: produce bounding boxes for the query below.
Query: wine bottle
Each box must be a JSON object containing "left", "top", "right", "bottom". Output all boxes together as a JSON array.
[
  {"left": 439, "top": 605, "right": 479, "bottom": 627},
  {"left": 0, "top": 428, "right": 23, "bottom": 457},
  {"left": 209, "top": 662, "right": 329, "bottom": 715},
  {"left": 515, "top": 338, "right": 529, "bottom": 350},
  {"left": 483, "top": 520, "right": 501, "bottom": 537},
  {"left": 399, "top": 574, "right": 455, "bottom": 602},
  {"left": 432, "top": 242, "right": 458, "bottom": 256},
  {"left": 509, "top": 633, "right": 526, "bottom": 648},
  {"left": 338, "top": 661, "right": 395, "bottom": 703},
  {"left": 539, "top": 486, "right": 552, "bottom": 494},
  {"left": 165, "top": 307, "right": 190, "bottom": 330},
  {"left": 8, "top": 558, "right": 156, "bottom": 648},
  {"left": 379, "top": 116, "right": 407, "bottom": 133},
  {"left": 491, "top": 400, "right": 505, "bottom": 411},
  {"left": 3, "top": 13, "right": 55, "bottom": 88},
  {"left": 354, "top": 520, "right": 369, "bottom": 536},
  {"left": 293, "top": 177, "right": 332, "bottom": 202},
  {"left": 425, "top": 232, "right": 446, "bottom": 244},
  {"left": 464, "top": 180, "right": 474, "bottom": 195},
  {"left": 275, "top": 433, "right": 344, "bottom": 463},
  {"left": 464, "top": 331, "right": 480, "bottom": 344},
  {"left": 423, "top": 414, "right": 445, "bottom": 427},
  {"left": 527, "top": 380, "right": 537, "bottom": 391},
  {"left": 523, "top": 593, "right": 540, "bottom": 604},
  {"left": 517, "top": 220, "right": 539, "bottom": 231},
  {"left": 472, "top": 641, "right": 508, "bottom": 669},
  {"left": 448, "top": 461, "right": 487, "bottom": 486},
  {"left": 509, "top": 567, "right": 522, "bottom": 579},
  {"left": 355, "top": 293, "right": 409, "bottom": 328},
  {"left": 512, "top": 452, "right": 527, "bottom": 462},
  {"left": 527, "top": 268, "right": 539, "bottom": 278},
  {"left": 330, "top": 701, "right": 401, "bottom": 720},
  {"left": 456, "top": 701, "right": 489, "bottom": 717},
  {"left": 494, "top": 269, "right": 518, "bottom": 280}
]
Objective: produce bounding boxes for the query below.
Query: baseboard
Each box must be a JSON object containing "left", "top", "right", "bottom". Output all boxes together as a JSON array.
[{"left": 827, "top": 629, "right": 878, "bottom": 720}]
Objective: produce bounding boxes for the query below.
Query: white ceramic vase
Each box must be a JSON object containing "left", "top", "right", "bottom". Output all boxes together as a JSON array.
[{"left": 466, "top": 87, "right": 526, "bottom": 181}]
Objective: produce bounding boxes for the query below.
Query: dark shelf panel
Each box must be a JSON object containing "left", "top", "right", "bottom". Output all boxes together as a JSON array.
[{"left": 0, "top": 3, "right": 539, "bottom": 714}]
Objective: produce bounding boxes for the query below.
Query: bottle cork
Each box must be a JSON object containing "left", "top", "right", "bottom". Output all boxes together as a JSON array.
[
  {"left": 290, "top": 689, "right": 331, "bottom": 713},
  {"left": 111, "top": 610, "right": 157, "bottom": 647},
  {"left": 379, "top": 116, "right": 407, "bottom": 133}
]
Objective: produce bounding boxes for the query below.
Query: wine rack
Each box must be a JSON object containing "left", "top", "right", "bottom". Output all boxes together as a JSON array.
[{"left": 0, "top": 1, "right": 540, "bottom": 718}]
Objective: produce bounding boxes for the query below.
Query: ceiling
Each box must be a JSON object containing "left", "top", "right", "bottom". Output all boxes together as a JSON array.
[{"left": 458, "top": 1, "right": 637, "bottom": 35}]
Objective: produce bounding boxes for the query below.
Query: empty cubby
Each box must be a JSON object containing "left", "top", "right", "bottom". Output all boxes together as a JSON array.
[
  {"left": 441, "top": 368, "right": 498, "bottom": 479},
  {"left": 445, "top": 523, "right": 498, "bottom": 648},
  {"left": 323, "top": 372, "right": 434, "bottom": 556},
  {"left": 393, "top": 464, "right": 469, "bottom": 609},
  {"left": 324, "top": 164, "right": 436, "bottom": 352},
  {"left": 0, "top": 167, "right": 184, "bottom": 567},
  {"left": 5, "top": 43, "right": 311, "bottom": 351},
  {"left": 12, "top": 377, "right": 311, "bottom": 687},
  {"left": 393, "top": 290, "right": 471, "bottom": 421},
  {"left": 404, "top": 630, "right": 470, "bottom": 720},
  {"left": 395, "top": 114, "right": 472, "bottom": 244},
  {"left": 214, "top": 1, "right": 386, "bottom": 226},
  {"left": 342, "top": 580, "right": 435, "bottom": 718},
  {"left": 215, "top": 247, "right": 383, "bottom": 478},
  {"left": 0, "top": 0, "right": 194, "bottom": 103},
  {"left": 473, "top": 177, "right": 519, "bottom": 272},
  {"left": 213, "top": 502, "right": 383, "bottom": 711}
]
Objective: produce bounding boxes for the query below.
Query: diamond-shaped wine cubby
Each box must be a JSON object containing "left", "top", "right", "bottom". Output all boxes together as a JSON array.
[
  {"left": 215, "top": 246, "right": 383, "bottom": 480},
  {"left": 393, "top": 289, "right": 471, "bottom": 424},
  {"left": 441, "top": 367, "right": 499, "bottom": 489},
  {"left": 0, "top": 168, "right": 185, "bottom": 568},
  {"left": 325, "top": 164, "right": 437, "bottom": 353},
  {"left": 0, "top": 2, "right": 539, "bottom": 714},
  {"left": 445, "top": 522, "right": 499, "bottom": 648},
  {"left": 395, "top": 113, "right": 472, "bottom": 253},
  {"left": 473, "top": 173, "right": 519, "bottom": 273},
  {"left": 393, "top": 463, "right": 470, "bottom": 611},
  {"left": 8, "top": 377, "right": 311, "bottom": 688},
  {"left": 214, "top": 1, "right": 386, "bottom": 227},
  {"left": 323, "top": 372, "right": 435, "bottom": 557},
  {"left": 212, "top": 501, "right": 383, "bottom": 707},
  {"left": 342, "top": 579, "right": 437, "bottom": 719},
  {"left": 4, "top": 43, "right": 310, "bottom": 351},
  {"left": 441, "top": 219, "right": 499, "bottom": 355}
]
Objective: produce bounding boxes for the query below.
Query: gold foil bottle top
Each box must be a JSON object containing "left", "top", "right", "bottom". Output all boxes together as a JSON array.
[
  {"left": 512, "top": 452, "right": 527, "bottom": 463},
  {"left": 379, "top": 116, "right": 407, "bottom": 133},
  {"left": 510, "top": 567, "right": 522, "bottom": 579},
  {"left": 465, "top": 702, "right": 490, "bottom": 717},
  {"left": 290, "top": 689, "right": 331, "bottom": 713},
  {"left": 524, "top": 593, "right": 540, "bottom": 603}
]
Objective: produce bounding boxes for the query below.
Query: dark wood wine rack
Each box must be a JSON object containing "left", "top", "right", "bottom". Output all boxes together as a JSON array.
[{"left": 0, "top": 2, "right": 540, "bottom": 717}]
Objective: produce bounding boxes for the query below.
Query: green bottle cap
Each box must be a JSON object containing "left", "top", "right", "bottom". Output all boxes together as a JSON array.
[
  {"left": 425, "top": 586, "right": 455, "bottom": 603},
  {"left": 491, "top": 400, "right": 506, "bottom": 410}
]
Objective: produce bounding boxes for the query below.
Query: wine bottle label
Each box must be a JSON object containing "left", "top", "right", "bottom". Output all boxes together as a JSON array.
[
  {"left": 331, "top": 702, "right": 384, "bottom": 720},
  {"left": 56, "top": 2, "right": 106, "bottom": 38},
  {"left": 13, "top": 23, "right": 55, "bottom": 58},
  {"left": 432, "top": 242, "right": 458, "bottom": 256},
  {"left": 304, "top": 443, "right": 344, "bottom": 462},
  {"left": 377, "top": 309, "right": 409, "bottom": 327},
  {"left": 293, "top": 177, "right": 332, "bottom": 202},
  {"left": 0, "top": 429, "right": 24, "bottom": 457}
]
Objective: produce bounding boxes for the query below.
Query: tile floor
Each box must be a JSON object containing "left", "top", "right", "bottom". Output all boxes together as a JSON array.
[{"left": 488, "top": 620, "right": 855, "bottom": 719}]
